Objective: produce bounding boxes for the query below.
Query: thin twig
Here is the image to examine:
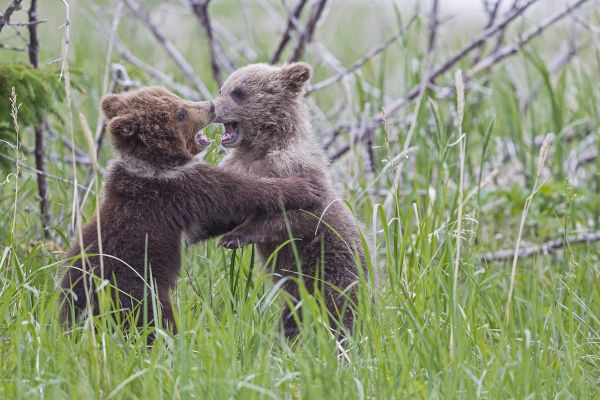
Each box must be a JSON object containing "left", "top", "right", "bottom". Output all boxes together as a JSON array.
[
  {"left": 471, "top": 0, "right": 501, "bottom": 65},
  {"left": 427, "top": 0, "right": 440, "bottom": 53},
  {"left": 383, "top": 0, "right": 539, "bottom": 119},
  {"left": 0, "top": 43, "right": 25, "bottom": 51},
  {"left": 0, "top": 0, "right": 23, "bottom": 34},
  {"left": 289, "top": 0, "right": 328, "bottom": 62},
  {"left": 271, "top": 0, "right": 309, "bottom": 64},
  {"left": 190, "top": 0, "right": 221, "bottom": 85},
  {"left": 0, "top": 152, "right": 93, "bottom": 191},
  {"left": 7, "top": 19, "right": 47, "bottom": 27},
  {"left": 122, "top": 0, "right": 211, "bottom": 98},
  {"left": 329, "top": 0, "right": 592, "bottom": 162},
  {"left": 468, "top": 0, "right": 592, "bottom": 78},
  {"left": 80, "top": 6, "right": 201, "bottom": 100}
]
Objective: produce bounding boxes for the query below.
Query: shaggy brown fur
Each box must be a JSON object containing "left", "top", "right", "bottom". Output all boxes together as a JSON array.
[
  {"left": 214, "top": 63, "right": 366, "bottom": 337},
  {"left": 61, "top": 86, "right": 322, "bottom": 332}
]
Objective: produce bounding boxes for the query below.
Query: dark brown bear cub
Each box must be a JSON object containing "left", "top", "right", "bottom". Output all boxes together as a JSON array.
[
  {"left": 214, "top": 63, "right": 367, "bottom": 337},
  {"left": 61, "top": 86, "right": 321, "bottom": 332}
]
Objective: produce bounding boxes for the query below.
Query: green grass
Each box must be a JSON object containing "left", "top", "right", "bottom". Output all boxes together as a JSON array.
[{"left": 2, "top": 0, "right": 600, "bottom": 398}]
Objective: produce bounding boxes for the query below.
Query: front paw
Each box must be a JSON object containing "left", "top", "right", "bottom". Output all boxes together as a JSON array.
[
  {"left": 289, "top": 177, "right": 323, "bottom": 209},
  {"left": 219, "top": 231, "right": 252, "bottom": 249}
]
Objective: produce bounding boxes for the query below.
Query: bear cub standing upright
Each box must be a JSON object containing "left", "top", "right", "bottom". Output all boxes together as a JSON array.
[
  {"left": 214, "top": 63, "right": 366, "bottom": 337},
  {"left": 61, "top": 87, "right": 321, "bottom": 331}
]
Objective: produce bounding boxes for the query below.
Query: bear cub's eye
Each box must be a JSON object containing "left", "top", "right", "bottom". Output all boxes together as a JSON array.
[
  {"left": 176, "top": 108, "right": 187, "bottom": 121},
  {"left": 232, "top": 88, "right": 244, "bottom": 98}
]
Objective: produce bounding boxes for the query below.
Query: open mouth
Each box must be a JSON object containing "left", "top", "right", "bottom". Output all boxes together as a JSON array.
[
  {"left": 221, "top": 122, "right": 239, "bottom": 147},
  {"left": 195, "top": 130, "right": 212, "bottom": 149}
]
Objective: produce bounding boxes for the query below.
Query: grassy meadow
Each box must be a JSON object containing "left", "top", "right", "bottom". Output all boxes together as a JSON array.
[{"left": 1, "top": 0, "right": 600, "bottom": 398}]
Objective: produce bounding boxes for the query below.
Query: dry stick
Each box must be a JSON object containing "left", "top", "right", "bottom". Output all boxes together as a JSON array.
[
  {"left": 483, "top": 231, "right": 600, "bottom": 262},
  {"left": 382, "top": 0, "right": 538, "bottom": 118},
  {"left": 0, "top": 43, "right": 25, "bottom": 51},
  {"left": 471, "top": 0, "right": 501, "bottom": 65},
  {"left": 427, "top": 0, "right": 440, "bottom": 53},
  {"left": 81, "top": 0, "right": 198, "bottom": 99},
  {"left": 271, "top": 0, "right": 309, "bottom": 64},
  {"left": 0, "top": 0, "right": 23, "bottom": 34},
  {"left": 114, "top": 41, "right": 200, "bottom": 100},
  {"left": 306, "top": 15, "right": 416, "bottom": 94},
  {"left": 7, "top": 19, "right": 46, "bottom": 27},
  {"left": 190, "top": 0, "right": 221, "bottom": 85},
  {"left": 468, "top": 0, "right": 592, "bottom": 78},
  {"left": 505, "top": 135, "right": 553, "bottom": 324},
  {"left": 122, "top": 0, "right": 211, "bottom": 99},
  {"left": 288, "top": 0, "right": 328, "bottom": 62},
  {"left": 26, "top": 0, "right": 51, "bottom": 239},
  {"left": 0, "top": 152, "right": 92, "bottom": 191},
  {"left": 329, "top": 0, "right": 590, "bottom": 162}
]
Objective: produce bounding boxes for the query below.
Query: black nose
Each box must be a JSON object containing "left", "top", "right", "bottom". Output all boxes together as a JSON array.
[{"left": 208, "top": 101, "right": 215, "bottom": 114}]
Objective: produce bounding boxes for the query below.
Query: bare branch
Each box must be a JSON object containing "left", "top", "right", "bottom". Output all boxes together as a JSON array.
[
  {"left": 471, "top": 0, "right": 501, "bottom": 64},
  {"left": 482, "top": 231, "right": 600, "bottom": 262},
  {"left": 427, "top": 0, "right": 440, "bottom": 52},
  {"left": 7, "top": 19, "right": 47, "bottom": 26},
  {"left": 0, "top": 43, "right": 25, "bottom": 51},
  {"left": 328, "top": 0, "right": 595, "bottom": 161},
  {"left": 468, "top": 0, "right": 592, "bottom": 78},
  {"left": 122, "top": 0, "right": 211, "bottom": 98},
  {"left": 189, "top": 0, "right": 222, "bottom": 85},
  {"left": 0, "top": 0, "right": 23, "bottom": 34},
  {"left": 271, "top": 0, "right": 309, "bottom": 64},
  {"left": 383, "top": 0, "right": 539, "bottom": 119},
  {"left": 0, "top": 152, "right": 93, "bottom": 192},
  {"left": 289, "top": 0, "right": 328, "bottom": 62}
]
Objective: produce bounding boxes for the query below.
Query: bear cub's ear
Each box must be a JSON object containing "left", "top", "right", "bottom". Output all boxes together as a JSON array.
[
  {"left": 282, "top": 62, "right": 312, "bottom": 93},
  {"left": 108, "top": 115, "right": 138, "bottom": 139},
  {"left": 101, "top": 94, "right": 126, "bottom": 120}
]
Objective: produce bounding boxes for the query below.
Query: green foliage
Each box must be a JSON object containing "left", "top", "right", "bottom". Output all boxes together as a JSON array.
[{"left": 0, "top": 63, "right": 65, "bottom": 167}]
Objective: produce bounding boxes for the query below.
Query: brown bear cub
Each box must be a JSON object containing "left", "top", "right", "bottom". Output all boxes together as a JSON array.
[
  {"left": 214, "top": 63, "right": 367, "bottom": 337},
  {"left": 61, "top": 86, "right": 321, "bottom": 332}
]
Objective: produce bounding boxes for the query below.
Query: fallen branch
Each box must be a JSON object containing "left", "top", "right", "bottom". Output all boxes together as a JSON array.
[{"left": 482, "top": 231, "right": 600, "bottom": 262}]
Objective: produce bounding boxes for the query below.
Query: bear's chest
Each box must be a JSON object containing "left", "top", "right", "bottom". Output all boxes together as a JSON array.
[{"left": 223, "top": 152, "right": 297, "bottom": 179}]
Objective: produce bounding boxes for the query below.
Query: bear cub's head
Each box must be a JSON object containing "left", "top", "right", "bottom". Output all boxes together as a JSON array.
[
  {"left": 102, "top": 87, "right": 215, "bottom": 168},
  {"left": 213, "top": 62, "right": 311, "bottom": 149}
]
